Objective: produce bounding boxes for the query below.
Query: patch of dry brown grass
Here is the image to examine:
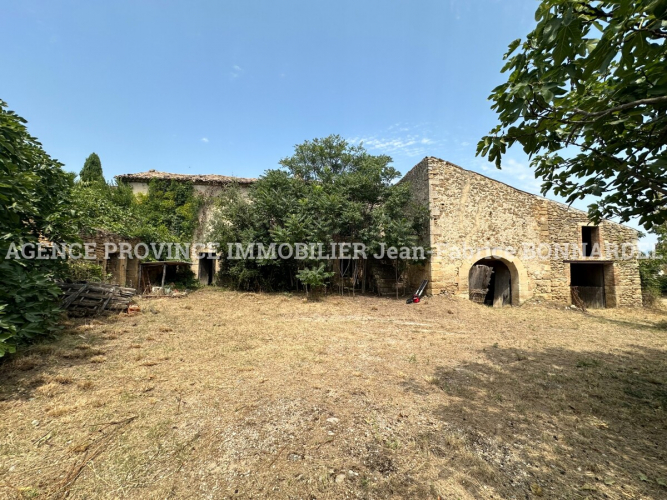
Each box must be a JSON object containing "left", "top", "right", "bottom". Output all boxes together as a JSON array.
[
  {"left": 76, "top": 380, "right": 94, "bottom": 391},
  {"left": 46, "top": 405, "right": 76, "bottom": 418},
  {"left": 53, "top": 375, "right": 73, "bottom": 385},
  {"left": 34, "top": 383, "right": 58, "bottom": 398},
  {"left": 0, "top": 289, "right": 665, "bottom": 499},
  {"left": 10, "top": 354, "right": 43, "bottom": 372}
]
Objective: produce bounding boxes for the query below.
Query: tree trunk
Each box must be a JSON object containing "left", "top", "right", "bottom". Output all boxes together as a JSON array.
[
  {"left": 395, "top": 262, "right": 399, "bottom": 300},
  {"left": 361, "top": 260, "right": 366, "bottom": 294}
]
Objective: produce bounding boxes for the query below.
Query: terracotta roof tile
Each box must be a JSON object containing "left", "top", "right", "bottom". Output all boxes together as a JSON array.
[{"left": 115, "top": 170, "right": 256, "bottom": 185}]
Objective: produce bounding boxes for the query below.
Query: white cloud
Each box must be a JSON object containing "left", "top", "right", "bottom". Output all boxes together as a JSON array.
[
  {"left": 230, "top": 65, "right": 244, "bottom": 79},
  {"left": 350, "top": 124, "right": 442, "bottom": 159},
  {"left": 467, "top": 156, "right": 542, "bottom": 194},
  {"left": 352, "top": 135, "right": 431, "bottom": 158},
  {"left": 201, "top": 137, "right": 209, "bottom": 143}
]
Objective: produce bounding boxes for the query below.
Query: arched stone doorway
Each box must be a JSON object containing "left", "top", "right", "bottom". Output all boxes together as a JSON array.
[
  {"left": 458, "top": 249, "right": 529, "bottom": 306},
  {"left": 469, "top": 258, "right": 512, "bottom": 307}
]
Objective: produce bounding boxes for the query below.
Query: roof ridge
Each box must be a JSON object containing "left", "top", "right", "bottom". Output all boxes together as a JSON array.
[{"left": 417, "top": 157, "right": 638, "bottom": 234}]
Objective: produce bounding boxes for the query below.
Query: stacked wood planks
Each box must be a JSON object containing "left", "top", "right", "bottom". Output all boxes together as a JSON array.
[{"left": 57, "top": 282, "right": 136, "bottom": 316}]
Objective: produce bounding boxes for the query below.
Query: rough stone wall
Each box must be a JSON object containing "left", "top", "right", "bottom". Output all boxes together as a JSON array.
[
  {"left": 403, "top": 157, "right": 642, "bottom": 307},
  {"left": 416, "top": 157, "right": 550, "bottom": 300},
  {"left": 399, "top": 159, "right": 432, "bottom": 291},
  {"left": 126, "top": 181, "right": 149, "bottom": 195},
  {"left": 125, "top": 182, "right": 229, "bottom": 197},
  {"left": 545, "top": 203, "right": 642, "bottom": 307},
  {"left": 82, "top": 230, "right": 141, "bottom": 288}
]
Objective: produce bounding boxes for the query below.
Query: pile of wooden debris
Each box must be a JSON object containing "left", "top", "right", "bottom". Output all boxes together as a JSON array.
[{"left": 58, "top": 282, "right": 136, "bottom": 317}]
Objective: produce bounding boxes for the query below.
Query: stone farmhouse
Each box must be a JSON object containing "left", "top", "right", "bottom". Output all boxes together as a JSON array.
[
  {"left": 116, "top": 169, "right": 255, "bottom": 285},
  {"left": 117, "top": 158, "right": 643, "bottom": 308}
]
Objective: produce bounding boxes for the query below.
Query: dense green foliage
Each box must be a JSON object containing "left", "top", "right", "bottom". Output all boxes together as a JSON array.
[
  {"left": 639, "top": 225, "right": 667, "bottom": 303},
  {"left": 478, "top": 0, "right": 667, "bottom": 230},
  {"left": 208, "top": 135, "right": 429, "bottom": 292},
  {"left": 73, "top": 174, "right": 203, "bottom": 256},
  {"left": 71, "top": 180, "right": 141, "bottom": 238},
  {"left": 0, "top": 100, "right": 78, "bottom": 356},
  {"left": 638, "top": 257, "right": 664, "bottom": 305},
  {"left": 169, "top": 265, "right": 199, "bottom": 290},
  {"left": 57, "top": 260, "right": 108, "bottom": 283},
  {"left": 79, "top": 152, "right": 105, "bottom": 183}
]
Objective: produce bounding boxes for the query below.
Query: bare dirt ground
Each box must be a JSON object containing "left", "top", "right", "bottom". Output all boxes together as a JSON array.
[{"left": 1, "top": 290, "right": 666, "bottom": 499}]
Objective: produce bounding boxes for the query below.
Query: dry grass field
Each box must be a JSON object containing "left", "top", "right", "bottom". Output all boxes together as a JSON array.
[{"left": 1, "top": 289, "right": 666, "bottom": 499}]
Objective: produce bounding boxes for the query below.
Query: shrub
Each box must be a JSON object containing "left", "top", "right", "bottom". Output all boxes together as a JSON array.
[
  {"left": 639, "top": 257, "right": 664, "bottom": 307},
  {"left": 170, "top": 266, "right": 199, "bottom": 290},
  {"left": 297, "top": 264, "right": 335, "bottom": 298},
  {"left": 58, "top": 260, "right": 109, "bottom": 283}
]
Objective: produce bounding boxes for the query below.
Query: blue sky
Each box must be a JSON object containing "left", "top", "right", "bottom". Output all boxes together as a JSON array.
[{"left": 1, "top": 0, "right": 655, "bottom": 248}]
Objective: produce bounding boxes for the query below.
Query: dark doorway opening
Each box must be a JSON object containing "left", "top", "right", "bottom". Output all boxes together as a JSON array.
[
  {"left": 469, "top": 258, "right": 511, "bottom": 307},
  {"left": 198, "top": 253, "right": 216, "bottom": 285},
  {"left": 106, "top": 252, "right": 121, "bottom": 284},
  {"left": 570, "top": 263, "right": 605, "bottom": 308}
]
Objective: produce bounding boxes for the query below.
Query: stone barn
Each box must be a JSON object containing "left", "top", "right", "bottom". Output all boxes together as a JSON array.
[{"left": 403, "top": 157, "right": 642, "bottom": 308}]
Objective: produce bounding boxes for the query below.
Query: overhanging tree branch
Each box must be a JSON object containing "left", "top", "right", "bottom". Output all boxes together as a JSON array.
[{"left": 571, "top": 96, "right": 667, "bottom": 119}]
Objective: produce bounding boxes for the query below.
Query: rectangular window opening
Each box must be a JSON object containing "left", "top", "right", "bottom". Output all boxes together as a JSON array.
[{"left": 581, "top": 226, "right": 600, "bottom": 257}]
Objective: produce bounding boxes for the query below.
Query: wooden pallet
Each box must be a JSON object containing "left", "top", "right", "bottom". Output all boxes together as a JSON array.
[{"left": 58, "top": 282, "right": 136, "bottom": 317}]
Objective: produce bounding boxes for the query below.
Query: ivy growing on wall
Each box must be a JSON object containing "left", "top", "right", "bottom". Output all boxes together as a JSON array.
[
  {"left": 73, "top": 174, "right": 204, "bottom": 254},
  {"left": 135, "top": 179, "right": 203, "bottom": 244}
]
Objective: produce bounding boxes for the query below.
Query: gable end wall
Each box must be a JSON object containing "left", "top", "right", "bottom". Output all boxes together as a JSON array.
[{"left": 404, "top": 157, "right": 642, "bottom": 307}]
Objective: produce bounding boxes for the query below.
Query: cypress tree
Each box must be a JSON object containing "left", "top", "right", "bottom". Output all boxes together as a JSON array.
[{"left": 80, "top": 152, "right": 104, "bottom": 183}]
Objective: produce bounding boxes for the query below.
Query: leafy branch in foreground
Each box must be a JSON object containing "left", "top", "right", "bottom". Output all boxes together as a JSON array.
[
  {"left": 0, "top": 99, "right": 78, "bottom": 356},
  {"left": 478, "top": 0, "right": 667, "bottom": 230}
]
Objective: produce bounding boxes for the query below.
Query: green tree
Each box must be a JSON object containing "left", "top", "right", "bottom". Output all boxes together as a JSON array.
[
  {"left": 374, "top": 186, "right": 430, "bottom": 298},
  {"left": 297, "top": 264, "right": 335, "bottom": 299},
  {"left": 478, "top": 0, "right": 667, "bottom": 230},
  {"left": 0, "top": 100, "right": 78, "bottom": 356},
  {"left": 208, "top": 135, "right": 428, "bottom": 293},
  {"left": 80, "top": 152, "right": 105, "bottom": 183}
]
